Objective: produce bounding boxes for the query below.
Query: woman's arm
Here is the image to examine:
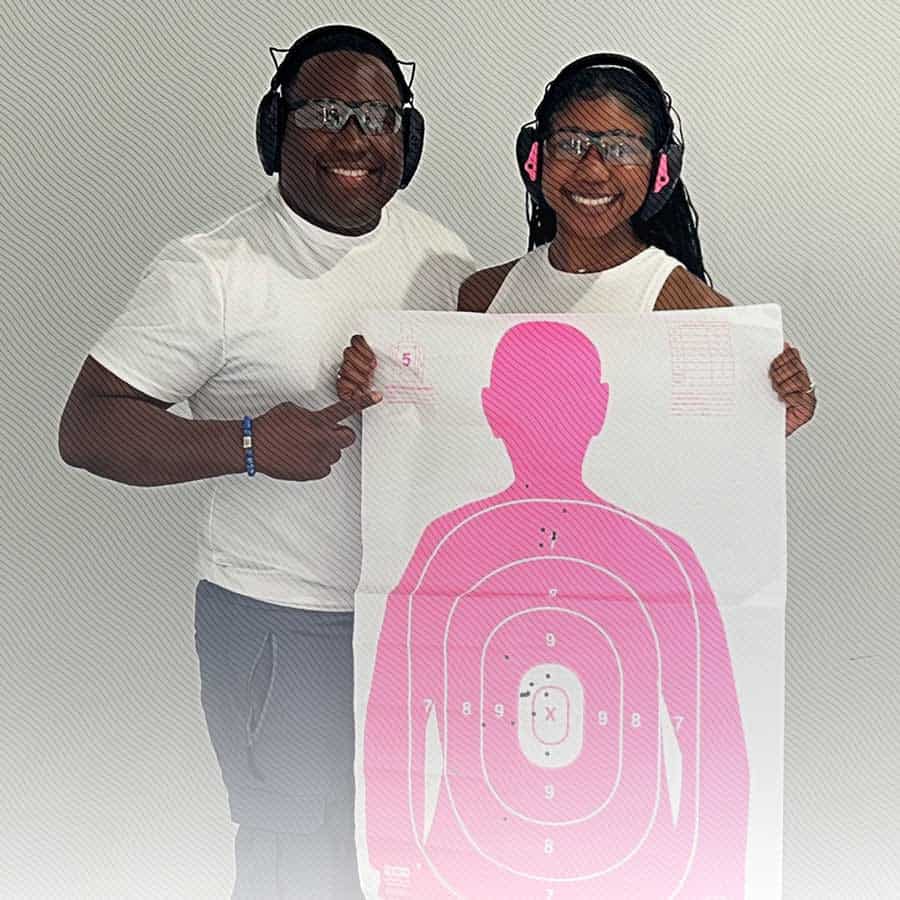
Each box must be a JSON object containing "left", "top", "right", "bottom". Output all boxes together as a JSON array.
[
  {"left": 456, "top": 261, "right": 517, "bottom": 312},
  {"left": 654, "top": 266, "right": 732, "bottom": 310}
]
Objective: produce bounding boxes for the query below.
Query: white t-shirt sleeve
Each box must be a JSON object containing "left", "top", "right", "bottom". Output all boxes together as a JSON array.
[
  {"left": 411, "top": 236, "right": 477, "bottom": 311},
  {"left": 442, "top": 240, "right": 478, "bottom": 307},
  {"left": 89, "top": 238, "right": 225, "bottom": 403}
]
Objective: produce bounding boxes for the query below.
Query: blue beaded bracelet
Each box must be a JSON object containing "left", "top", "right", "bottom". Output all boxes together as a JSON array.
[{"left": 242, "top": 415, "right": 256, "bottom": 477}]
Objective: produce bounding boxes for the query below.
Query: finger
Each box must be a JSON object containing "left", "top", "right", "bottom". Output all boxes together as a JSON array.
[
  {"left": 770, "top": 357, "right": 805, "bottom": 378},
  {"left": 335, "top": 377, "right": 371, "bottom": 405},
  {"left": 313, "top": 437, "right": 344, "bottom": 465},
  {"left": 351, "top": 388, "right": 383, "bottom": 409},
  {"left": 306, "top": 430, "right": 342, "bottom": 457},
  {"left": 342, "top": 354, "right": 375, "bottom": 383},
  {"left": 340, "top": 356, "right": 375, "bottom": 387},
  {"left": 364, "top": 386, "right": 383, "bottom": 405},
  {"left": 782, "top": 390, "right": 816, "bottom": 411},
  {"left": 769, "top": 347, "right": 800, "bottom": 374},
  {"left": 336, "top": 380, "right": 380, "bottom": 405},
  {"left": 331, "top": 425, "right": 357, "bottom": 449},
  {"left": 771, "top": 371, "right": 811, "bottom": 396},
  {"left": 318, "top": 392, "right": 382, "bottom": 426},
  {"left": 334, "top": 383, "right": 383, "bottom": 412},
  {"left": 342, "top": 347, "right": 375, "bottom": 374},
  {"left": 336, "top": 379, "right": 357, "bottom": 403},
  {"left": 770, "top": 361, "right": 807, "bottom": 388},
  {"left": 782, "top": 393, "right": 816, "bottom": 435},
  {"left": 772, "top": 347, "right": 800, "bottom": 366},
  {"left": 344, "top": 344, "right": 376, "bottom": 371},
  {"left": 318, "top": 399, "right": 362, "bottom": 425},
  {"left": 786, "top": 403, "right": 814, "bottom": 436},
  {"left": 350, "top": 334, "right": 377, "bottom": 365}
]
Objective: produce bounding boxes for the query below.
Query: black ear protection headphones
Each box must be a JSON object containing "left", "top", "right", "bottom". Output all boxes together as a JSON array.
[
  {"left": 515, "top": 53, "right": 683, "bottom": 221},
  {"left": 255, "top": 24, "right": 425, "bottom": 188}
]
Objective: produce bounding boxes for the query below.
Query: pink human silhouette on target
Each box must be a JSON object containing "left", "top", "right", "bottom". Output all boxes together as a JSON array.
[{"left": 363, "top": 321, "right": 749, "bottom": 899}]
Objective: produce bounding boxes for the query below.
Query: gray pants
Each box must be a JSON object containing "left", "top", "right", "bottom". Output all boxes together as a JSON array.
[{"left": 194, "top": 580, "right": 364, "bottom": 899}]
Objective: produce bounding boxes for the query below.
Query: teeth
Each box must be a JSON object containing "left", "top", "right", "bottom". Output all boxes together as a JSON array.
[
  {"left": 571, "top": 194, "right": 615, "bottom": 207},
  {"left": 330, "top": 167, "right": 369, "bottom": 177}
]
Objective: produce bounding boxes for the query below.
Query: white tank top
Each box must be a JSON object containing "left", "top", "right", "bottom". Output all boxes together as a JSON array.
[{"left": 489, "top": 244, "right": 683, "bottom": 315}]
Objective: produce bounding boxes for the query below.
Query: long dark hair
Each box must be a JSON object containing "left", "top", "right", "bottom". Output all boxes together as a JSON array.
[{"left": 528, "top": 66, "right": 709, "bottom": 284}]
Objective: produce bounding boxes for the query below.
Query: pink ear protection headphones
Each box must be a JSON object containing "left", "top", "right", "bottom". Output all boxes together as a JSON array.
[{"left": 515, "top": 53, "right": 684, "bottom": 221}]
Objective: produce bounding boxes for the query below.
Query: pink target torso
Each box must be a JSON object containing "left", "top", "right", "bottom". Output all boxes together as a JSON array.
[{"left": 363, "top": 482, "right": 749, "bottom": 900}]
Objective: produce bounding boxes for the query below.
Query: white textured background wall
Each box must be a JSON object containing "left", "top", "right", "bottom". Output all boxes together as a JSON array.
[{"left": 2, "top": 1, "right": 898, "bottom": 896}]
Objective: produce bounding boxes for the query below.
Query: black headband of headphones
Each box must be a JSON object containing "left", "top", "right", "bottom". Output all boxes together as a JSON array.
[
  {"left": 532, "top": 52, "right": 673, "bottom": 142},
  {"left": 267, "top": 24, "right": 415, "bottom": 105}
]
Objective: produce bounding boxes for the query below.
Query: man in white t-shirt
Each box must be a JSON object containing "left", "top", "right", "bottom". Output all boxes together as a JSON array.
[{"left": 58, "top": 24, "right": 473, "bottom": 899}]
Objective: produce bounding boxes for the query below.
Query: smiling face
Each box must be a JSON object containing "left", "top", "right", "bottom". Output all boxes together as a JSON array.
[
  {"left": 278, "top": 50, "right": 405, "bottom": 235},
  {"left": 540, "top": 92, "right": 655, "bottom": 244}
]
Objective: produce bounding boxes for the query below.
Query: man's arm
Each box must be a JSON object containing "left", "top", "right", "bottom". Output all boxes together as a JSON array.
[
  {"left": 58, "top": 356, "right": 245, "bottom": 486},
  {"left": 59, "top": 356, "right": 356, "bottom": 486}
]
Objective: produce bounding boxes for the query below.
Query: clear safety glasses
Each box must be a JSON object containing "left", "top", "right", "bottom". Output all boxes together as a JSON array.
[{"left": 287, "top": 98, "right": 403, "bottom": 135}]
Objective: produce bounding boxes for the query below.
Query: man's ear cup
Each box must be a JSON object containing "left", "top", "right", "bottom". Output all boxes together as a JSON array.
[
  {"left": 401, "top": 107, "right": 425, "bottom": 188},
  {"left": 256, "top": 90, "right": 285, "bottom": 175}
]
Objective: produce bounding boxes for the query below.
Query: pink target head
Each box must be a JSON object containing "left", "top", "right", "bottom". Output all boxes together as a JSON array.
[{"left": 482, "top": 321, "right": 609, "bottom": 458}]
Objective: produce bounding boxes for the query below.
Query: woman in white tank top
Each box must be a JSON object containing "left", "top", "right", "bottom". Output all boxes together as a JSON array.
[
  {"left": 339, "top": 54, "right": 815, "bottom": 436},
  {"left": 454, "top": 54, "right": 815, "bottom": 435}
]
